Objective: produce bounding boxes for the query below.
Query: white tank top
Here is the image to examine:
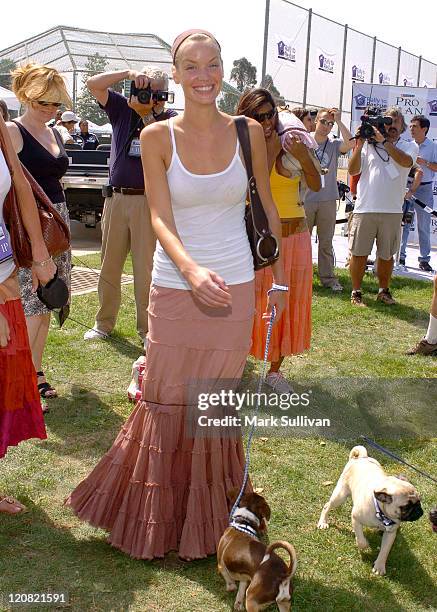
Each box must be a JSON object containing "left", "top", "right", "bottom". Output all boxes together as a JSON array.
[
  {"left": 0, "top": 149, "right": 14, "bottom": 285},
  {"left": 152, "top": 118, "right": 254, "bottom": 290}
]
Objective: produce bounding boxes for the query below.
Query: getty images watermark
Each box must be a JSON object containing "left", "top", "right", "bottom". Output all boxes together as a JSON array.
[{"left": 195, "top": 389, "right": 331, "bottom": 430}]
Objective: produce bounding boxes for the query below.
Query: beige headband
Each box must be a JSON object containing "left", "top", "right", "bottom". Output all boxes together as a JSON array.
[{"left": 171, "top": 29, "right": 221, "bottom": 62}]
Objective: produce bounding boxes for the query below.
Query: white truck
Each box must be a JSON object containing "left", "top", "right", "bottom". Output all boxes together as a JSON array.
[{"left": 61, "top": 148, "right": 110, "bottom": 228}]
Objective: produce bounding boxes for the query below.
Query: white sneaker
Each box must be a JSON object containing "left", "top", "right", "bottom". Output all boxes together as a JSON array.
[
  {"left": 264, "top": 372, "right": 294, "bottom": 394},
  {"left": 83, "top": 328, "right": 108, "bottom": 340}
]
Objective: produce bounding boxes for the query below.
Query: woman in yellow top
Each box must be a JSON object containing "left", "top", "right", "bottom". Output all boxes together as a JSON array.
[{"left": 237, "top": 89, "right": 320, "bottom": 392}]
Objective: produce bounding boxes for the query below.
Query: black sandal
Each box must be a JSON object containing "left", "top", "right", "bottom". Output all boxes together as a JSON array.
[{"left": 36, "top": 371, "right": 58, "bottom": 399}]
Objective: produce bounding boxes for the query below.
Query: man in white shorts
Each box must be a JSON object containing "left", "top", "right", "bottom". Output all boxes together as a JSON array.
[{"left": 348, "top": 107, "right": 418, "bottom": 306}]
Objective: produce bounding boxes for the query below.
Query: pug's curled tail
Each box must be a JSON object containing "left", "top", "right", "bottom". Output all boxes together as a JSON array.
[{"left": 349, "top": 445, "right": 368, "bottom": 460}]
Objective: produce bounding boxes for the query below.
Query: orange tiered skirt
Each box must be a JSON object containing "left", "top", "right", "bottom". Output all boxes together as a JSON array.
[
  {"left": 65, "top": 281, "right": 255, "bottom": 560},
  {"left": 251, "top": 228, "right": 312, "bottom": 362}
]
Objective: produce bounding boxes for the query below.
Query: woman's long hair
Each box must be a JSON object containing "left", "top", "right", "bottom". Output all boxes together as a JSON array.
[{"left": 236, "top": 88, "right": 276, "bottom": 118}]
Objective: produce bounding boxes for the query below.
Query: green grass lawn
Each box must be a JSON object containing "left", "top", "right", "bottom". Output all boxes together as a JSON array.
[{"left": 0, "top": 259, "right": 436, "bottom": 612}]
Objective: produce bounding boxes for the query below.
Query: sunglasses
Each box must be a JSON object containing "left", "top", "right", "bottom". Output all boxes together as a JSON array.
[
  {"left": 36, "top": 101, "right": 62, "bottom": 108},
  {"left": 253, "top": 108, "right": 276, "bottom": 123},
  {"left": 318, "top": 118, "right": 334, "bottom": 127}
]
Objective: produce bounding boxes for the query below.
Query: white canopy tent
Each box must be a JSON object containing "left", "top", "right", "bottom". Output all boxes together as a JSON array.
[
  {"left": 0, "top": 85, "right": 20, "bottom": 110},
  {"left": 84, "top": 120, "right": 112, "bottom": 135}
]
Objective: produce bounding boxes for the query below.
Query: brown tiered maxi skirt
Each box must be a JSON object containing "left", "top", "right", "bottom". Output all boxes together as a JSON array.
[{"left": 65, "top": 281, "right": 254, "bottom": 560}]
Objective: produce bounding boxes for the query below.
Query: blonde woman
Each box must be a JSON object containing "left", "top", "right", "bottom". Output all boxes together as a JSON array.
[
  {"left": 66, "top": 29, "right": 286, "bottom": 561},
  {"left": 7, "top": 64, "right": 71, "bottom": 401}
]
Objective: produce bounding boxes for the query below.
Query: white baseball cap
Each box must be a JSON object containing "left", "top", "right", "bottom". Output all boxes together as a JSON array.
[{"left": 61, "top": 111, "right": 79, "bottom": 122}]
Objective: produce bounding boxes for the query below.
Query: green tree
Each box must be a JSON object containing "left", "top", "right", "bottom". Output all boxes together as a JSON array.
[
  {"left": 218, "top": 91, "right": 240, "bottom": 114},
  {"left": 0, "top": 58, "right": 17, "bottom": 90},
  {"left": 261, "top": 74, "right": 285, "bottom": 105},
  {"left": 218, "top": 57, "right": 258, "bottom": 114},
  {"left": 229, "top": 57, "right": 257, "bottom": 93},
  {"left": 76, "top": 53, "right": 110, "bottom": 124}
]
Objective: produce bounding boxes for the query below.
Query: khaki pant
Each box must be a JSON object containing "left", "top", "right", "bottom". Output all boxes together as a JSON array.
[
  {"left": 348, "top": 212, "right": 403, "bottom": 260},
  {"left": 304, "top": 199, "right": 337, "bottom": 286},
  {"left": 95, "top": 192, "right": 155, "bottom": 338}
]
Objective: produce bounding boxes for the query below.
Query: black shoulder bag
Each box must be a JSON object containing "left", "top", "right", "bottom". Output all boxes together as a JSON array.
[{"left": 235, "top": 116, "right": 279, "bottom": 270}]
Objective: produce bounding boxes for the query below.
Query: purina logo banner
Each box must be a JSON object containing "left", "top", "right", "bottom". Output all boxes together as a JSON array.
[
  {"left": 402, "top": 76, "right": 415, "bottom": 87},
  {"left": 352, "top": 65, "right": 365, "bottom": 82},
  {"left": 276, "top": 35, "right": 296, "bottom": 63},
  {"left": 318, "top": 49, "right": 335, "bottom": 74},
  {"left": 378, "top": 72, "right": 391, "bottom": 85},
  {"left": 351, "top": 82, "right": 437, "bottom": 248},
  {"left": 429, "top": 99, "right": 437, "bottom": 115}
]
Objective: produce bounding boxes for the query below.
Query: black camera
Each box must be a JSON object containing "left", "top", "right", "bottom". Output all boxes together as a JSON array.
[
  {"left": 345, "top": 198, "right": 355, "bottom": 214},
  {"left": 337, "top": 180, "right": 355, "bottom": 213},
  {"left": 403, "top": 209, "right": 414, "bottom": 224},
  {"left": 337, "top": 180, "right": 350, "bottom": 201},
  {"left": 358, "top": 107, "right": 392, "bottom": 141},
  {"left": 130, "top": 82, "right": 175, "bottom": 105}
]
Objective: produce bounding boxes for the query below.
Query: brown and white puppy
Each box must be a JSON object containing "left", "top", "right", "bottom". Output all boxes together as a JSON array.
[
  {"left": 217, "top": 490, "right": 297, "bottom": 611},
  {"left": 317, "top": 445, "right": 423, "bottom": 576}
]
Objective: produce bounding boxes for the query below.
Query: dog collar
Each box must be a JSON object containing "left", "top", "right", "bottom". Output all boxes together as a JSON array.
[
  {"left": 232, "top": 507, "right": 261, "bottom": 527},
  {"left": 373, "top": 495, "right": 397, "bottom": 530},
  {"left": 229, "top": 520, "right": 259, "bottom": 539}
]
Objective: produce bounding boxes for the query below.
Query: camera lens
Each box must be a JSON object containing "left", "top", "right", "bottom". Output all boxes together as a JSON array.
[{"left": 137, "top": 89, "right": 151, "bottom": 104}]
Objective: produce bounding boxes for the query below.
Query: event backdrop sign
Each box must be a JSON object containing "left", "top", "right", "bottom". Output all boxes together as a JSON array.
[
  {"left": 399, "top": 51, "right": 420, "bottom": 88},
  {"left": 305, "top": 13, "right": 345, "bottom": 108},
  {"left": 264, "top": 0, "right": 309, "bottom": 104},
  {"left": 263, "top": 0, "right": 437, "bottom": 110},
  {"left": 419, "top": 60, "right": 437, "bottom": 88},
  {"left": 342, "top": 28, "right": 375, "bottom": 112},
  {"left": 373, "top": 41, "right": 399, "bottom": 86},
  {"left": 351, "top": 83, "right": 437, "bottom": 248}
]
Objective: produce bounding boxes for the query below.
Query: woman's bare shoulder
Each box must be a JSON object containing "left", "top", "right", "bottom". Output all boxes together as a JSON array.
[
  {"left": 6, "top": 120, "right": 19, "bottom": 133},
  {"left": 5, "top": 120, "right": 23, "bottom": 152},
  {"left": 141, "top": 120, "right": 171, "bottom": 151}
]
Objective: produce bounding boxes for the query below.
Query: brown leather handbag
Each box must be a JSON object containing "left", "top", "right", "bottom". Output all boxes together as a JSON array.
[
  {"left": 0, "top": 126, "right": 70, "bottom": 269},
  {"left": 235, "top": 116, "right": 279, "bottom": 270}
]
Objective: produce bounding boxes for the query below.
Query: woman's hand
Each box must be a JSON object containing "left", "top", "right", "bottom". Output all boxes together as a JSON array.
[
  {"left": 283, "top": 134, "right": 310, "bottom": 163},
  {"left": 31, "top": 258, "right": 57, "bottom": 292},
  {"left": 186, "top": 266, "right": 232, "bottom": 308},
  {"left": 262, "top": 291, "right": 287, "bottom": 326},
  {"left": 0, "top": 311, "right": 10, "bottom": 348}
]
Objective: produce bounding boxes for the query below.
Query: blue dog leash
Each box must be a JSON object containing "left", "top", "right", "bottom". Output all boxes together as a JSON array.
[{"left": 229, "top": 284, "right": 288, "bottom": 522}]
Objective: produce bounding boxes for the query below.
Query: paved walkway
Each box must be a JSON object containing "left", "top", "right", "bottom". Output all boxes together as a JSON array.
[
  {"left": 314, "top": 233, "right": 436, "bottom": 282},
  {"left": 70, "top": 219, "right": 435, "bottom": 283},
  {"left": 71, "top": 221, "right": 101, "bottom": 256}
]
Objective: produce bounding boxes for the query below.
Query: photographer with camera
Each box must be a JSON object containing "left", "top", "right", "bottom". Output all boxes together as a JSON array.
[
  {"left": 304, "top": 108, "right": 354, "bottom": 292},
  {"left": 83, "top": 67, "right": 177, "bottom": 345},
  {"left": 399, "top": 116, "right": 437, "bottom": 272},
  {"left": 348, "top": 107, "right": 418, "bottom": 306}
]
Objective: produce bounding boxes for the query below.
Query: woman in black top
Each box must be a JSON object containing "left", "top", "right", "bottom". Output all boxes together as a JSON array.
[{"left": 7, "top": 64, "right": 71, "bottom": 401}]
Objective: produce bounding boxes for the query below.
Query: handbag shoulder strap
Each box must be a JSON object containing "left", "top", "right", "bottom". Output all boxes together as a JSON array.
[
  {"left": 0, "top": 118, "right": 15, "bottom": 177},
  {"left": 234, "top": 116, "right": 272, "bottom": 238},
  {"left": 234, "top": 116, "right": 253, "bottom": 179}
]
